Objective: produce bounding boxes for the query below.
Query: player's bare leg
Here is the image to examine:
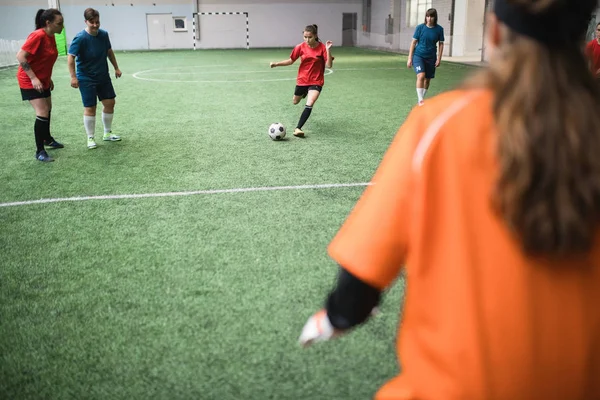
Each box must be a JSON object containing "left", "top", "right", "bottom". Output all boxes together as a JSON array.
[
  {"left": 416, "top": 72, "right": 426, "bottom": 105},
  {"left": 294, "top": 90, "right": 321, "bottom": 137}
]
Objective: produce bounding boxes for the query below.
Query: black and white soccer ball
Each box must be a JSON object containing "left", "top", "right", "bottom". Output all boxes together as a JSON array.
[{"left": 268, "top": 122, "right": 286, "bottom": 140}]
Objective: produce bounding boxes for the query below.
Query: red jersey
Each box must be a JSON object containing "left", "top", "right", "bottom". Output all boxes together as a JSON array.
[
  {"left": 290, "top": 42, "right": 329, "bottom": 86},
  {"left": 586, "top": 39, "right": 600, "bottom": 76},
  {"left": 17, "top": 29, "right": 58, "bottom": 90}
]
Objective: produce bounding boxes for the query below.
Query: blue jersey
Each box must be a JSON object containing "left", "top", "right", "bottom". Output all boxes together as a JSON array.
[
  {"left": 68, "top": 29, "right": 112, "bottom": 83},
  {"left": 413, "top": 24, "right": 445, "bottom": 60}
]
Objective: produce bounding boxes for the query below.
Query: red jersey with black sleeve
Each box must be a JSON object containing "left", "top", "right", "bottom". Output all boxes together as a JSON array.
[
  {"left": 290, "top": 41, "right": 330, "bottom": 86},
  {"left": 17, "top": 29, "right": 58, "bottom": 90},
  {"left": 586, "top": 39, "right": 600, "bottom": 77}
]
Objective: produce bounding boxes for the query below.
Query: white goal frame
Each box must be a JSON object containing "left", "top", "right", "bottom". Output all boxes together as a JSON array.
[{"left": 192, "top": 12, "right": 250, "bottom": 50}]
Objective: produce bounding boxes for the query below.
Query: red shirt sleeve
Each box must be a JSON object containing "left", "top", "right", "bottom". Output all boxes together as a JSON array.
[
  {"left": 21, "top": 30, "right": 43, "bottom": 56},
  {"left": 290, "top": 44, "right": 302, "bottom": 62}
]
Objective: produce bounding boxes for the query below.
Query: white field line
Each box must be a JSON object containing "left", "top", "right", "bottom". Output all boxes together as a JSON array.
[
  {"left": 130, "top": 66, "right": 398, "bottom": 83},
  {"left": 0, "top": 182, "right": 371, "bottom": 208}
]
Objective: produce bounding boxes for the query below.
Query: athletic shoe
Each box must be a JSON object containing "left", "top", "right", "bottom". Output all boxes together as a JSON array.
[
  {"left": 87, "top": 137, "right": 98, "bottom": 149},
  {"left": 35, "top": 150, "right": 54, "bottom": 162},
  {"left": 293, "top": 128, "right": 305, "bottom": 138},
  {"left": 103, "top": 132, "right": 121, "bottom": 141},
  {"left": 44, "top": 140, "right": 64, "bottom": 149}
]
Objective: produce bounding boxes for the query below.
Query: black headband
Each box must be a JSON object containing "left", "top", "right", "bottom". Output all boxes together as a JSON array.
[{"left": 494, "top": 0, "right": 587, "bottom": 46}]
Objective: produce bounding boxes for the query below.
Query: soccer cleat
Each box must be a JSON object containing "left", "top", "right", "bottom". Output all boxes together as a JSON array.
[
  {"left": 87, "top": 137, "right": 98, "bottom": 149},
  {"left": 299, "top": 309, "right": 337, "bottom": 347},
  {"left": 103, "top": 132, "right": 121, "bottom": 141},
  {"left": 44, "top": 139, "right": 64, "bottom": 149},
  {"left": 35, "top": 150, "right": 54, "bottom": 162},
  {"left": 293, "top": 128, "right": 305, "bottom": 138},
  {"left": 418, "top": 100, "right": 425, "bottom": 107}
]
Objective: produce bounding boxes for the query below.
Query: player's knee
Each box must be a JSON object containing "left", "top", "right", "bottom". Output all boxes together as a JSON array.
[
  {"left": 292, "top": 97, "right": 300, "bottom": 105},
  {"left": 103, "top": 100, "right": 115, "bottom": 111}
]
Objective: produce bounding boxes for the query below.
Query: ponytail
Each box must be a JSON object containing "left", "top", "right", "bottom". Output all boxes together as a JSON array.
[
  {"left": 35, "top": 8, "right": 62, "bottom": 30},
  {"left": 35, "top": 9, "right": 45, "bottom": 30}
]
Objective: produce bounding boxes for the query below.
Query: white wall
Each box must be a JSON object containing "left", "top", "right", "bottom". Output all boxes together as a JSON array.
[
  {"left": 464, "top": 0, "right": 484, "bottom": 56},
  {"left": 0, "top": 0, "right": 362, "bottom": 50},
  {"left": 196, "top": 2, "right": 361, "bottom": 49}
]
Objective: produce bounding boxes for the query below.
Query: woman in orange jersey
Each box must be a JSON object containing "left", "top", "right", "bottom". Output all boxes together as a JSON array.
[{"left": 299, "top": 0, "right": 600, "bottom": 399}]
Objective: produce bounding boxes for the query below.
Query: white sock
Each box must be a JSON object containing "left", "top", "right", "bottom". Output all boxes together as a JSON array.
[
  {"left": 423, "top": 89, "right": 428, "bottom": 98},
  {"left": 84, "top": 115, "right": 96, "bottom": 138},
  {"left": 102, "top": 112, "right": 114, "bottom": 134},
  {"left": 417, "top": 88, "right": 425, "bottom": 102}
]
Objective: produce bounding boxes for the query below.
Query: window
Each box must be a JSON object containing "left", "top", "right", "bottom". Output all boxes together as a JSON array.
[
  {"left": 406, "top": 0, "right": 432, "bottom": 27},
  {"left": 173, "top": 17, "right": 187, "bottom": 32},
  {"left": 362, "top": 0, "right": 371, "bottom": 33}
]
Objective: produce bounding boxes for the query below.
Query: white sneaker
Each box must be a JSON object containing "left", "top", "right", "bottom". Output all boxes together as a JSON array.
[
  {"left": 103, "top": 132, "right": 121, "bottom": 141},
  {"left": 87, "top": 137, "right": 97, "bottom": 149}
]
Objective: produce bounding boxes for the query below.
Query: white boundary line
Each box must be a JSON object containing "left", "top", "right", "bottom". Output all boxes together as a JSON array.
[
  {"left": 0, "top": 183, "right": 371, "bottom": 208},
  {"left": 130, "top": 66, "right": 397, "bottom": 84},
  {"left": 132, "top": 67, "right": 334, "bottom": 83}
]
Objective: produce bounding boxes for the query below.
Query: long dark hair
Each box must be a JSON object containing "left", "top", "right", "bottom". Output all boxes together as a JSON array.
[
  {"left": 35, "top": 8, "right": 62, "bottom": 30},
  {"left": 468, "top": 0, "right": 600, "bottom": 256},
  {"left": 424, "top": 8, "right": 438, "bottom": 25}
]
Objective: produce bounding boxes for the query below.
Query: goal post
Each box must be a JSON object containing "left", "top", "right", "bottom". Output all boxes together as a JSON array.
[{"left": 192, "top": 12, "right": 249, "bottom": 50}]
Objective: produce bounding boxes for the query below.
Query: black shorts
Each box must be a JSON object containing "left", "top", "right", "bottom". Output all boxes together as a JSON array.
[
  {"left": 294, "top": 85, "right": 323, "bottom": 97},
  {"left": 21, "top": 88, "right": 51, "bottom": 101}
]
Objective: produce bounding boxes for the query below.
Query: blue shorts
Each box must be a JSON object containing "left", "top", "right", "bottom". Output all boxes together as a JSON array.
[
  {"left": 412, "top": 55, "right": 436, "bottom": 79},
  {"left": 78, "top": 80, "right": 116, "bottom": 107}
]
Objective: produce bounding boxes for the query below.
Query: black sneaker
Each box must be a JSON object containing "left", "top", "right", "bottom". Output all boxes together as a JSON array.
[
  {"left": 35, "top": 150, "right": 54, "bottom": 162},
  {"left": 44, "top": 139, "right": 64, "bottom": 149}
]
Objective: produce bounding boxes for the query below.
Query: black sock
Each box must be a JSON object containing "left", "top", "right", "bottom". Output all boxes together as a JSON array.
[
  {"left": 296, "top": 105, "right": 313, "bottom": 129},
  {"left": 35, "top": 116, "right": 49, "bottom": 153},
  {"left": 46, "top": 110, "right": 54, "bottom": 143}
]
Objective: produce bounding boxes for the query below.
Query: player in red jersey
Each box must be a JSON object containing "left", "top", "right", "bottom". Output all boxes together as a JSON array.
[
  {"left": 586, "top": 22, "right": 600, "bottom": 77},
  {"left": 16, "top": 8, "right": 65, "bottom": 162},
  {"left": 270, "top": 24, "right": 333, "bottom": 137}
]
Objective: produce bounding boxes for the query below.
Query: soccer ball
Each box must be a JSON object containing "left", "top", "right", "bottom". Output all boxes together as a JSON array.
[{"left": 268, "top": 122, "right": 286, "bottom": 140}]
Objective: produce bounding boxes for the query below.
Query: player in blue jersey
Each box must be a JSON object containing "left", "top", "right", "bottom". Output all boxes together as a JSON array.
[
  {"left": 407, "top": 8, "right": 445, "bottom": 106},
  {"left": 68, "top": 8, "right": 122, "bottom": 149}
]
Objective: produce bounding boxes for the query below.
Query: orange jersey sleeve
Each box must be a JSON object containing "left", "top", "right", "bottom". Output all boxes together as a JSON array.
[{"left": 327, "top": 106, "right": 427, "bottom": 290}]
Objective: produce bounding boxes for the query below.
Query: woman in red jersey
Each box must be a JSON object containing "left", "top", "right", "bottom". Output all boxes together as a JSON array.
[
  {"left": 270, "top": 24, "right": 333, "bottom": 138},
  {"left": 586, "top": 22, "right": 600, "bottom": 77},
  {"left": 16, "top": 8, "right": 65, "bottom": 162}
]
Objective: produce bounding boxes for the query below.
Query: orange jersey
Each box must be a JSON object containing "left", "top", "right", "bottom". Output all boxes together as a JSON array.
[{"left": 328, "top": 90, "right": 600, "bottom": 400}]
